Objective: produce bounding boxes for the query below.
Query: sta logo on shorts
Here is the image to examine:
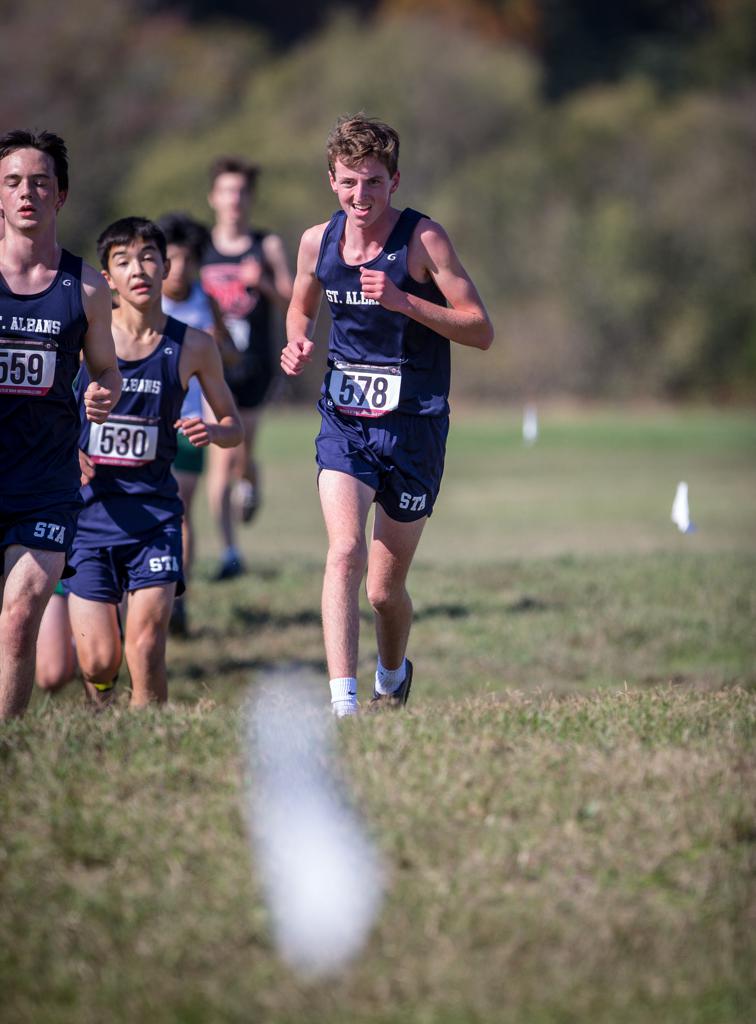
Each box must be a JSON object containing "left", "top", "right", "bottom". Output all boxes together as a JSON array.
[
  {"left": 33, "top": 521, "right": 66, "bottom": 544},
  {"left": 149, "top": 556, "right": 179, "bottom": 574},
  {"left": 399, "top": 492, "right": 427, "bottom": 512}
]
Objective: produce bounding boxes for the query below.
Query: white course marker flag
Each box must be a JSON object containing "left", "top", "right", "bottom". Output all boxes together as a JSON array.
[
  {"left": 244, "top": 671, "right": 385, "bottom": 977},
  {"left": 671, "top": 481, "right": 694, "bottom": 533},
  {"left": 522, "top": 404, "right": 538, "bottom": 445}
]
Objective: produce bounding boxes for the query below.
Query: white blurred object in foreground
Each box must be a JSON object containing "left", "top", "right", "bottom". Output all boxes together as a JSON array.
[
  {"left": 522, "top": 404, "right": 538, "bottom": 445},
  {"left": 245, "top": 673, "right": 384, "bottom": 977},
  {"left": 671, "top": 481, "right": 694, "bottom": 533}
]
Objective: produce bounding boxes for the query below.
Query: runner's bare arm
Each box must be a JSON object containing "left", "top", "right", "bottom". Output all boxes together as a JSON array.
[
  {"left": 176, "top": 327, "right": 243, "bottom": 448},
  {"left": 359, "top": 220, "right": 494, "bottom": 351},
  {"left": 259, "top": 233, "right": 294, "bottom": 311},
  {"left": 208, "top": 293, "right": 241, "bottom": 369},
  {"left": 80, "top": 264, "right": 121, "bottom": 422},
  {"left": 281, "top": 224, "right": 326, "bottom": 376}
]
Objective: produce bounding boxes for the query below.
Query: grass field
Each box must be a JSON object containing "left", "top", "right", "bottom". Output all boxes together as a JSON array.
[{"left": 2, "top": 405, "right": 755, "bottom": 1023}]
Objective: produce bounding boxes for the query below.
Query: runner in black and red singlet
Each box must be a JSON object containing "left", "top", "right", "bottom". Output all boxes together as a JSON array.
[{"left": 200, "top": 156, "right": 293, "bottom": 580}]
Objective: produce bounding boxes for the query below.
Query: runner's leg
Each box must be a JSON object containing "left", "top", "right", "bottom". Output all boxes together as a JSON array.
[
  {"left": 0, "top": 546, "right": 66, "bottom": 718},
  {"left": 68, "top": 594, "right": 122, "bottom": 707},
  {"left": 318, "top": 469, "right": 374, "bottom": 681},
  {"left": 124, "top": 583, "right": 176, "bottom": 706},
  {"left": 35, "top": 592, "right": 77, "bottom": 692},
  {"left": 367, "top": 508, "right": 426, "bottom": 671}
]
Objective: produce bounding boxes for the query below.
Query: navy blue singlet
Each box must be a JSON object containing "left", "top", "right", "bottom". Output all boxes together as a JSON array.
[
  {"left": 0, "top": 249, "right": 87, "bottom": 509},
  {"left": 75, "top": 316, "right": 187, "bottom": 546},
  {"left": 200, "top": 233, "right": 272, "bottom": 369},
  {"left": 316, "top": 207, "right": 451, "bottom": 417}
]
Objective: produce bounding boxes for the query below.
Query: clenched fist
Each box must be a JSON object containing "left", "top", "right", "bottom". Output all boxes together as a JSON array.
[
  {"left": 83, "top": 381, "right": 116, "bottom": 424},
  {"left": 281, "top": 336, "right": 315, "bottom": 376}
]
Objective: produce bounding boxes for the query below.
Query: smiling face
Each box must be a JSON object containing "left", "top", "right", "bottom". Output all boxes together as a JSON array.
[
  {"left": 0, "top": 147, "right": 64, "bottom": 234},
  {"left": 329, "top": 156, "right": 399, "bottom": 230},
  {"left": 104, "top": 237, "right": 168, "bottom": 310}
]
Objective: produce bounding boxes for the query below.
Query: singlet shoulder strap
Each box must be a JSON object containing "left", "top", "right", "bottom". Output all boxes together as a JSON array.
[
  {"left": 386, "top": 208, "right": 427, "bottom": 250},
  {"left": 59, "top": 249, "right": 83, "bottom": 279},
  {"left": 163, "top": 315, "right": 188, "bottom": 346},
  {"left": 315, "top": 211, "right": 345, "bottom": 277}
]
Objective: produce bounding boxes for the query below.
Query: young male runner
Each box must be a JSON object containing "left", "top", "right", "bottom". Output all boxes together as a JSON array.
[
  {"left": 281, "top": 114, "right": 493, "bottom": 716},
  {"left": 201, "top": 157, "right": 293, "bottom": 579},
  {"left": 66, "top": 217, "right": 242, "bottom": 707},
  {"left": 158, "top": 212, "right": 233, "bottom": 635},
  {"left": 0, "top": 129, "right": 121, "bottom": 719}
]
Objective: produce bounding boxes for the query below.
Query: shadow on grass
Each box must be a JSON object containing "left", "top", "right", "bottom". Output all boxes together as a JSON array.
[
  {"left": 414, "top": 602, "right": 470, "bottom": 621},
  {"left": 507, "top": 596, "right": 555, "bottom": 614},
  {"left": 181, "top": 656, "right": 327, "bottom": 680},
  {"left": 231, "top": 607, "right": 322, "bottom": 628}
]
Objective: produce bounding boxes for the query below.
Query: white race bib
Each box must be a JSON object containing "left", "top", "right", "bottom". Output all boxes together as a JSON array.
[
  {"left": 89, "top": 414, "right": 159, "bottom": 467},
  {"left": 0, "top": 337, "right": 56, "bottom": 396},
  {"left": 328, "top": 362, "right": 401, "bottom": 418}
]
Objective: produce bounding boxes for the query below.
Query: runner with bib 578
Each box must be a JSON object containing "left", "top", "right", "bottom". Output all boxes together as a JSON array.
[{"left": 281, "top": 113, "right": 494, "bottom": 717}]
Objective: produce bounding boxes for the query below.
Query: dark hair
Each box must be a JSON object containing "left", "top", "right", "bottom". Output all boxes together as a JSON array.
[
  {"left": 96, "top": 216, "right": 167, "bottom": 270},
  {"left": 0, "top": 129, "right": 69, "bottom": 192},
  {"left": 327, "top": 114, "right": 400, "bottom": 177},
  {"left": 155, "top": 212, "right": 210, "bottom": 263},
  {"left": 208, "top": 155, "right": 260, "bottom": 189}
]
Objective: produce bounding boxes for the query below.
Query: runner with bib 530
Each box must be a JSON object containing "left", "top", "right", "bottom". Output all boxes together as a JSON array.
[{"left": 65, "top": 217, "right": 242, "bottom": 708}]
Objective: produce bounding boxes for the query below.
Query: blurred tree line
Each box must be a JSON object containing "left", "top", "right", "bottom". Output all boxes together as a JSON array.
[{"left": 2, "top": 0, "right": 754, "bottom": 400}]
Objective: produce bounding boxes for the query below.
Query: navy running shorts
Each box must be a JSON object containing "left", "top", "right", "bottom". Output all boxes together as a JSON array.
[
  {"left": 64, "top": 516, "right": 185, "bottom": 603},
  {"left": 0, "top": 500, "right": 81, "bottom": 577},
  {"left": 315, "top": 398, "right": 449, "bottom": 523}
]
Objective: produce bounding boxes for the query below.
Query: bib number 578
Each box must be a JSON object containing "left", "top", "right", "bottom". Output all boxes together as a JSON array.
[
  {"left": 330, "top": 363, "right": 401, "bottom": 417},
  {"left": 339, "top": 373, "right": 389, "bottom": 409}
]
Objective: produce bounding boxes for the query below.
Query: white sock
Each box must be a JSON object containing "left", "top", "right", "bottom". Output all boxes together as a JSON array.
[
  {"left": 375, "top": 658, "right": 406, "bottom": 696},
  {"left": 329, "top": 677, "right": 358, "bottom": 717}
]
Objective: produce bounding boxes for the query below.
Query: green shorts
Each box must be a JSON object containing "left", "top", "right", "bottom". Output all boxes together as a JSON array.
[{"left": 173, "top": 432, "right": 205, "bottom": 475}]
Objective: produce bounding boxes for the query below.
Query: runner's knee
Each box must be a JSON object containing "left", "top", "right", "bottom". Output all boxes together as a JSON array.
[
  {"left": 126, "top": 619, "right": 165, "bottom": 663},
  {"left": 76, "top": 631, "right": 120, "bottom": 683},
  {"left": 36, "top": 665, "right": 74, "bottom": 692},
  {"left": 0, "top": 603, "right": 40, "bottom": 658},
  {"left": 366, "top": 578, "right": 406, "bottom": 614},
  {"left": 78, "top": 646, "right": 120, "bottom": 684},
  {"left": 326, "top": 537, "right": 368, "bottom": 580}
]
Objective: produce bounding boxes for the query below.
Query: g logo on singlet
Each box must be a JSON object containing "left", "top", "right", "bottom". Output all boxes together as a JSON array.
[
  {"left": 164, "top": 347, "right": 173, "bottom": 355},
  {"left": 386, "top": 253, "right": 397, "bottom": 261},
  {"left": 62, "top": 279, "right": 72, "bottom": 286}
]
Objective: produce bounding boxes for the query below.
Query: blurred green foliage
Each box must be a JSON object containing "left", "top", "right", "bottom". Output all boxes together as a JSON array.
[{"left": 3, "top": 1, "right": 754, "bottom": 399}]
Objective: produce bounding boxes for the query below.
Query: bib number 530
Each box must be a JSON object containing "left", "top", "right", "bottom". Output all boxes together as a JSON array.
[{"left": 89, "top": 415, "right": 158, "bottom": 467}]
